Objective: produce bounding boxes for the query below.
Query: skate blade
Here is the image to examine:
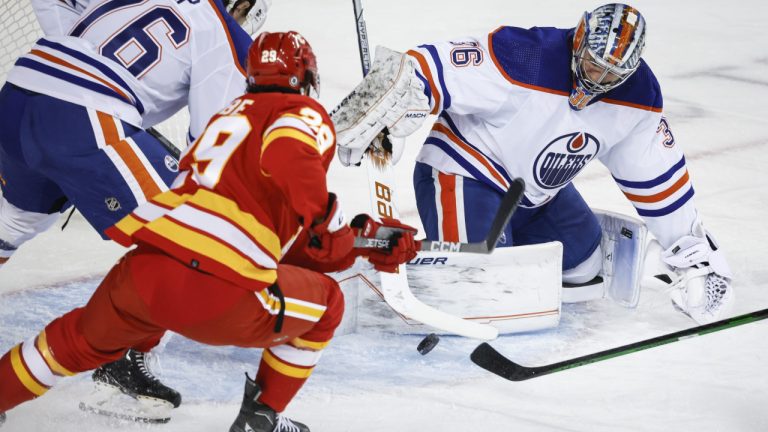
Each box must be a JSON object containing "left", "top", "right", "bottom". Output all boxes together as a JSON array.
[{"left": 79, "top": 382, "right": 173, "bottom": 424}]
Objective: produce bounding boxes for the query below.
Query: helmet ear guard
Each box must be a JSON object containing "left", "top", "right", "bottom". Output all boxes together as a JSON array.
[{"left": 570, "top": 3, "right": 646, "bottom": 110}]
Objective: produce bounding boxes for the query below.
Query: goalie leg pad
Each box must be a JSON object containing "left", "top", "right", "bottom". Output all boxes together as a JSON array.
[
  {"left": 594, "top": 209, "right": 649, "bottom": 308},
  {"left": 336, "top": 242, "right": 563, "bottom": 336}
]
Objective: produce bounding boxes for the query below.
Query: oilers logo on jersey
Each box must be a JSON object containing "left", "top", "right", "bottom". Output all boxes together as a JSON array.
[
  {"left": 164, "top": 155, "right": 179, "bottom": 172},
  {"left": 533, "top": 132, "right": 599, "bottom": 190}
]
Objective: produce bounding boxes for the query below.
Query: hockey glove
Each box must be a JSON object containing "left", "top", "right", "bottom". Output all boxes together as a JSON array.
[
  {"left": 305, "top": 193, "right": 355, "bottom": 263},
  {"left": 661, "top": 219, "right": 733, "bottom": 325},
  {"left": 332, "top": 47, "right": 429, "bottom": 167},
  {"left": 350, "top": 214, "right": 420, "bottom": 273}
]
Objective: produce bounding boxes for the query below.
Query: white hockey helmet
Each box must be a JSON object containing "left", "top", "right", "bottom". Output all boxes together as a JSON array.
[{"left": 569, "top": 3, "right": 646, "bottom": 110}]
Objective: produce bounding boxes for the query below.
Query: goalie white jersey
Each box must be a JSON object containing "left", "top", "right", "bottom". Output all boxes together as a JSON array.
[
  {"left": 409, "top": 26, "right": 696, "bottom": 248},
  {"left": 8, "top": 0, "right": 252, "bottom": 141},
  {"left": 31, "top": 0, "right": 92, "bottom": 36}
]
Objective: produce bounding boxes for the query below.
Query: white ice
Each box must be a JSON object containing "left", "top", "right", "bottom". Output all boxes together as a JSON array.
[{"left": 1, "top": 0, "right": 768, "bottom": 431}]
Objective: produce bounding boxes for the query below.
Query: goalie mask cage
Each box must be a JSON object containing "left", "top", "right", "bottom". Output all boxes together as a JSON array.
[{"left": 0, "top": 1, "right": 190, "bottom": 149}]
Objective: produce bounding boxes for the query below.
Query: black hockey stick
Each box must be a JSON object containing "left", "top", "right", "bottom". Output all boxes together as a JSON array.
[
  {"left": 352, "top": 0, "right": 371, "bottom": 75},
  {"left": 471, "top": 307, "right": 768, "bottom": 381},
  {"left": 353, "top": 178, "right": 525, "bottom": 253},
  {"left": 147, "top": 126, "right": 181, "bottom": 159}
]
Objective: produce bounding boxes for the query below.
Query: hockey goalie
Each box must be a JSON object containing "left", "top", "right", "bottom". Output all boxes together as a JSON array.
[{"left": 330, "top": 2, "right": 734, "bottom": 335}]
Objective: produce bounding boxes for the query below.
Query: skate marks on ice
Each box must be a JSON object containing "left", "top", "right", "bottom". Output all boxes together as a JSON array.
[{"left": 1, "top": 272, "right": 766, "bottom": 431}]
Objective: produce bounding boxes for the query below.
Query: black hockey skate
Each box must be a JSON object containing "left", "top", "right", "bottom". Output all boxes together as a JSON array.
[
  {"left": 80, "top": 349, "right": 181, "bottom": 423},
  {"left": 229, "top": 374, "right": 310, "bottom": 432},
  {"left": 0, "top": 411, "right": 5, "bottom": 427}
]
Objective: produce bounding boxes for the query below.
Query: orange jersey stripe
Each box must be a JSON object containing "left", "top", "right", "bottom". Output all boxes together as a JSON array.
[
  {"left": 29, "top": 49, "right": 132, "bottom": 103},
  {"left": 487, "top": 29, "right": 569, "bottom": 98},
  {"left": 407, "top": 49, "right": 441, "bottom": 115},
  {"left": 487, "top": 28, "right": 661, "bottom": 113},
  {"left": 96, "top": 112, "right": 164, "bottom": 199},
  {"left": 432, "top": 123, "right": 509, "bottom": 188},
  {"left": 438, "top": 172, "right": 459, "bottom": 242},
  {"left": 600, "top": 97, "right": 663, "bottom": 113},
  {"left": 623, "top": 170, "right": 690, "bottom": 203},
  {"left": 207, "top": 0, "right": 246, "bottom": 77}
]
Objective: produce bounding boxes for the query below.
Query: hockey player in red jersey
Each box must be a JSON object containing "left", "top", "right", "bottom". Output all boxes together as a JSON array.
[
  {"left": 1, "top": 0, "right": 270, "bottom": 417},
  {"left": 0, "top": 31, "right": 419, "bottom": 432}
]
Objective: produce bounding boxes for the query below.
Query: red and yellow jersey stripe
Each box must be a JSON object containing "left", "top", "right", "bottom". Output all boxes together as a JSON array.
[{"left": 108, "top": 188, "right": 281, "bottom": 291}]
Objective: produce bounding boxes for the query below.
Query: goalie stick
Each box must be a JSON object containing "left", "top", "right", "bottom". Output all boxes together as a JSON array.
[
  {"left": 349, "top": 0, "right": 500, "bottom": 340},
  {"left": 354, "top": 178, "right": 525, "bottom": 254},
  {"left": 470, "top": 307, "right": 768, "bottom": 381}
]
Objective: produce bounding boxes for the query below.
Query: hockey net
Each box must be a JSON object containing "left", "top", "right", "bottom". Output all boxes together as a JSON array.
[{"left": 0, "top": 1, "right": 189, "bottom": 149}]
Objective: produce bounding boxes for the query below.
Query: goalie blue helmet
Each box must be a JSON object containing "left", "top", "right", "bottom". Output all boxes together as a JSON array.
[{"left": 569, "top": 3, "right": 647, "bottom": 110}]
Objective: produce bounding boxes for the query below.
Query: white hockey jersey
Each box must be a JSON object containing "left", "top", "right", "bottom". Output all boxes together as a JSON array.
[
  {"left": 31, "top": 0, "right": 91, "bottom": 36},
  {"left": 408, "top": 26, "right": 696, "bottom": 248},
  {"left": 10, "top": 0, "right": 252, "bottom": 141}
]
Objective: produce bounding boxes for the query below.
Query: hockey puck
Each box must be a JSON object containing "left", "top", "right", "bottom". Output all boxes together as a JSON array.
[{"left": 417, "top": 333, "right": 440, "bottom": 355}]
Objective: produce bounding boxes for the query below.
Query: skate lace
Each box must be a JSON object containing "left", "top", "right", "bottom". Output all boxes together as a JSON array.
[
  {"left": 275, "top": 415, "right": 302, "bottom": 432},
  {"left": 134, "top": 351, "right": 161, "bottom": 382}
]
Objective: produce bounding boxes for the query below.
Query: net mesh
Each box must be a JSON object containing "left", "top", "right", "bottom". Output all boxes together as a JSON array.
[
  {"left": 0, "top": 1, "right": 41, "bottom": 82},
  {"left": 0, "top": 1, "right": 189, "bottom": 148}
]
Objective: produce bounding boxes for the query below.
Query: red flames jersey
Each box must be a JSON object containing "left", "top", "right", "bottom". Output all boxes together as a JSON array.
[{"left": 107, "top": 92, "right": 336, "bottom": 291}]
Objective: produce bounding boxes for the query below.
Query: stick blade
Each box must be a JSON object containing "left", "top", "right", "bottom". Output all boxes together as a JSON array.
[
  {"left": 380, "top": 271, "right": 499, "bottom": 341},
  {"left": 470, "top": 343, "right": 535, "bottom": 381}
]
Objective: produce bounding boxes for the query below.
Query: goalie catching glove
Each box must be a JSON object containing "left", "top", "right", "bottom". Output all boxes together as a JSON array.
[
  {"left": 331, "top": 47, "right": 430, "bottom": 167},
  {"left": 660, "top": 217, "right": 734, "bottom": 325}
]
